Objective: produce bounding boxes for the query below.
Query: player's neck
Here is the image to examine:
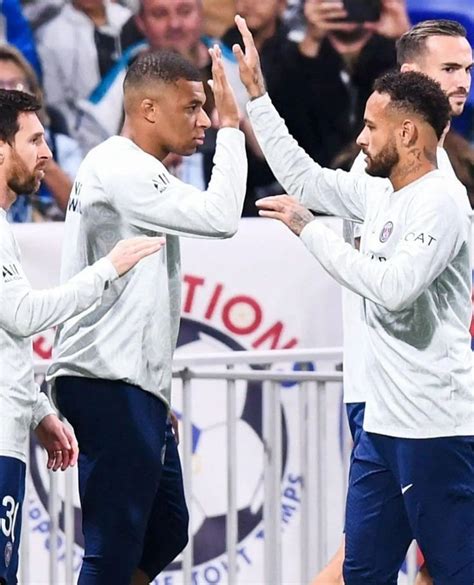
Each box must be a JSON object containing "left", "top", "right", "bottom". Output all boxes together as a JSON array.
[
  {"left": 0, "top": 180, "right": 16, "bottom": 211},
  {"left": 121, "top": 121, "right": 167, "bottom": 161},
  {"left": 390, "top": 147, "right": 437, "bottom": 192}
]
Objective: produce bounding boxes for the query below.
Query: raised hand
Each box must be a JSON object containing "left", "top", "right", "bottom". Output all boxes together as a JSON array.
[
  {"left": 107, "top": 236, "right": 166, "bottom": 276},
  {"left": 256, "top": 195, "right": 315, "bottom": 236},
  {"left": 208, "top": 44, "right": 240, "bottom": 128},
  {"left": 232, "top": 15, "right": 266, "bottom": 99}
]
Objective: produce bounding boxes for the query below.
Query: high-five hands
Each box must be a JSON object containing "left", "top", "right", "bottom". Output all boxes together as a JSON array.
[
  {"left": 256, "top": 195, "right": 315, "bottom": 236},
  {"left": 232, "top": 15, "right": 266, "bottom": 99},
  {"left": 208, "top": 43, "right": 240, "bottom": 128}
]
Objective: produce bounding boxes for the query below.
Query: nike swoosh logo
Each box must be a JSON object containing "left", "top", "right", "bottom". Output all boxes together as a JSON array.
[{"left": 401, "top": 483, "right": 413, "bottom": 495}]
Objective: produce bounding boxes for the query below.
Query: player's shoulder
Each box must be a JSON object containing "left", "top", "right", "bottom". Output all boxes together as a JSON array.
[
  {"left": 0, "top": 215, "right": 17, "bottom": 256},
  {"left": 413, "top": 171, "right": 469, "bottom": 221},
  {"left": 89, "top": 136, "right": 164, "bottom": 172}
]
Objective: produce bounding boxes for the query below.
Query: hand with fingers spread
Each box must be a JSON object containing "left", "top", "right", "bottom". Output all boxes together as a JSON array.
[
  {"left": 208, "top": 44, "right": 240, "bottom": 128},
  {"left": 34, "top": 414, "right": 79, "bottom": 472},
  {"left": 232, "top": 15, "right": 266, "bottom": 100},
  {"left": 256, "top": 195, "right": 315, "bottom": 236},
  {"left": 107, "top": 236, "right": 166, "bottom": 276}
]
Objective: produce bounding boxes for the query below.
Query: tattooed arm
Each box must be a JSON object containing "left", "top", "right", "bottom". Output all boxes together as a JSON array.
[{"left": 256, "top": 195, "right": 315, "bottom": 235}]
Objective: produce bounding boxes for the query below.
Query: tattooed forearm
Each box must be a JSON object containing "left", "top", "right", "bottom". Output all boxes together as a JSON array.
[{"left": 288, "top": 207, "right": 314, "bottom": 235}]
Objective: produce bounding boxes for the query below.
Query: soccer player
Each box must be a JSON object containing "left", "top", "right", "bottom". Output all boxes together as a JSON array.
[
  {"left": 234, "top": 16, "right": 473, "bottom": 585},
  {"left": 313, "top": 19, "right": 473, "bottom": 585},
  {"left": 0, "top": 89, "right": 165, "bottom": 585},
  {"left": 47, "top": 47, "right": 247, "bottom": 584}
]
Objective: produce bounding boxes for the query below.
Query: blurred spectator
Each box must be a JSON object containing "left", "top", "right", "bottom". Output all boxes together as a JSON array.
[
  {"left": 0, "top": 43, "right": 83, "bottom": 221},
  {"left": 36, "top": 0, "right": 131, "bottom": 135},
  {"left": 21, "top": 0, "right": 64, "bottom": 30},
  {"left": 264, "top": 0, "right": 410, "bottom": 168},
  {"left": 202, "top": 0, "right": 234, "bottom": 38},
  {"left": 0, "top": 0, "right": 42, "bottom": 76}
]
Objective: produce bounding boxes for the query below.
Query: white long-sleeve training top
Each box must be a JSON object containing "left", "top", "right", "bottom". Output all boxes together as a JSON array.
[
  {"left": 48, "top": 129, "right": 247, "bottom": 406},
  {"left": 0, "top": 209, "right": 118, "bottom": 461},
  {"left": 248, "top": 94, "right": 473, "bottom": 439},
  {"left": 342, "top": 148, "right": 471, "bottom": 404}
]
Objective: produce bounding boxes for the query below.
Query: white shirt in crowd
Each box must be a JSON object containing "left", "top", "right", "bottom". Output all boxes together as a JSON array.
[
  {"left": 48, "top": 128, "right": 247, "bottom": 406},
  {"left": 0, "top": 209, "right": 118, "bottom": 461},
  {"left": 247, "top": 93, "right": 473, "bottom": 439}
]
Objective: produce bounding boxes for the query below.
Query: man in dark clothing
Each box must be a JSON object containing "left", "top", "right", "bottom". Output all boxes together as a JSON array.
[{"left": 222, "top": 0, "right": 410, "bottom": 169}]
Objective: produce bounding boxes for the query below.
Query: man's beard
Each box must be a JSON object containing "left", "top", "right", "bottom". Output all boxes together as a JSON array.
[
  {"left": 7, "top": 151, "right": 41, "bottom": 196},
  {"left": 365, "top": 139, "right": 400, "bottom": 178}
]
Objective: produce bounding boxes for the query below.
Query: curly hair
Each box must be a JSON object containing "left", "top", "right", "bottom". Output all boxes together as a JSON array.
[
  {"left": 0, "top": 89, "right": 40, "bottom": 144},
  {"left": 373, "top": 71, "right": 450, "bottom": 139},
  {"left": 396, "top": 19, "right": 467, "bottom": 66},
  {"left": 124, "top": 49, "right": 202, "bottom": 93}
]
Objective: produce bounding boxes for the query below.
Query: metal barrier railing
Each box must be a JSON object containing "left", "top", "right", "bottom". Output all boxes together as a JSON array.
[{"left": 27, "top": 348, "right": 418, "bottom": 584}]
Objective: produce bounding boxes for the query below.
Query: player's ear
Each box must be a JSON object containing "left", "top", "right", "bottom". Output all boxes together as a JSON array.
[
  {"left": 141, "top": 98, "right": 157, "bottom": 123},
  {"left": 400, "top": 62, "right": 418, "bottom": 73},
  {"left": 0, "top": 141, "right": 7, "bottom": 165},
  {"left": 400, "top": 119, "right": 418, "bottom": 147}
]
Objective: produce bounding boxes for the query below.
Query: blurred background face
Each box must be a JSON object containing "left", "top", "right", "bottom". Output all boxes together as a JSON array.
[
  {"left": 234, "top": 0, "right": 285, "bottom": 33},
  {"left": 137, "top": 0, "right": 202, "bottom": 55},
  {"left": 409, "top": 35, "right": 472, "bottom": 116},
  {"left": 0, "top": 60, "right": 32, "bottom": 93}
]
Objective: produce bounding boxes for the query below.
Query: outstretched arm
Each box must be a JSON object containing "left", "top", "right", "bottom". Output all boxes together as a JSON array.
[
  {"left": 233, "top": 15, "right": 373, "bottom": 222},
  {"left": 257, "top": 192, "right": 465, "bottom": 311},
  {"left": 0, "top": 236, "right": 164, "bottom": 337}
]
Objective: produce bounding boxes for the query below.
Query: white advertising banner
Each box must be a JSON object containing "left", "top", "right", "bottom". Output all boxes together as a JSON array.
[{"left": 11, "top": 218, "right": 474, "bottom": 585}]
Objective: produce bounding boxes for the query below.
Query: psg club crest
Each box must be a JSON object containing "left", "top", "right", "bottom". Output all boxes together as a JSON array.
[{"left": 379, "top": 221, "right": 394, "bottom": 243}]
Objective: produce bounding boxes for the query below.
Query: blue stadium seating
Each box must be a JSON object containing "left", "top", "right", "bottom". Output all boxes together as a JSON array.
[{"left": 406, "top": 0, "right": 474, "bottom": 43}]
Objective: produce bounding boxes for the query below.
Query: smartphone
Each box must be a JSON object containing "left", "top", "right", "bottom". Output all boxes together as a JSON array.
[{"left": 343, "top": 0, "right": 381, "bottom": 22}]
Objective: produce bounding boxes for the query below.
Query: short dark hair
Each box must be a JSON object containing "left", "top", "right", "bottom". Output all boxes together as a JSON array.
[
  {"left": 396, "top": 19, "right": 467, "bottom": 66},
  {"left": 373, "top": 70, "right": 450, "bottom": 139},
  {"left": 123, "top": 49, "right": 202, "bottom": 93},
  {"left": 0, "top": 89, "right": 41, "bottom": 144}
]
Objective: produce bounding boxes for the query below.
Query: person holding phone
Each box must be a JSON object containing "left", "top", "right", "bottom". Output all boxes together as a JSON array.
[{"left": 266, "top": 0, "right": 410, "bottom": 169}]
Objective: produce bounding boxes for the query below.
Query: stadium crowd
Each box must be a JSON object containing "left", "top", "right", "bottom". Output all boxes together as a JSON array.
[{"left": 0, "top": 0, "right": 472, "bottom": 222}]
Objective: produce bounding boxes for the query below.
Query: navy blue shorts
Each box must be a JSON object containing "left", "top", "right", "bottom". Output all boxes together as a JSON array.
[
  {"left": 55, "top": 377, "right": 189, "bottom": 585},
  {"left": 344, "top": 430, "right": 474, "bottom": 585},
  {"left": 0, "top": 457, "right": 25, "bottom": 585},
  {"left": 345, "top": 402, "right": 365, "bottom": 444},
  {"left": 344, "top": 402, "right": 366, "bottom": 534}
]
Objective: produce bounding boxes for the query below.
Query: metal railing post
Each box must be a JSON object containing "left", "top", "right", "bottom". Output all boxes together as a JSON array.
[
  {"left": 182, "top": 370, "right": 193, "bottom": 584},
  {"left": 48, "top": 470, "right": 59, "bottom": 585},
  {"left": 226, "top": 365, "right": 238, "bottom": 584},
  {"left": 263, "top": 381, "right": 282, "bottom": 585}
]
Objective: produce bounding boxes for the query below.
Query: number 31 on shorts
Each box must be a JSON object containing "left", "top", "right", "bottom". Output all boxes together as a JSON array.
[{"left": 1, "top": 496, "right": 19, "bottom": 543}]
